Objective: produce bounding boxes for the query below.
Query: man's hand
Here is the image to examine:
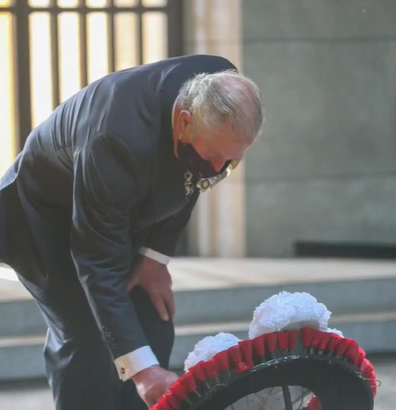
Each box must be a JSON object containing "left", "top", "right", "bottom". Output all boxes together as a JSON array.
[
  {"left": 128, "top": 255, "right": 175, "bottom": 321},
  {"left": 132, "top": 365, "right": 179, "bottom": 407}
]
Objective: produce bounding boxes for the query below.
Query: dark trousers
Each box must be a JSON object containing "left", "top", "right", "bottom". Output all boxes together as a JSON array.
[{"left": 15, "top": 268, "right": 175, "bottom": 410}]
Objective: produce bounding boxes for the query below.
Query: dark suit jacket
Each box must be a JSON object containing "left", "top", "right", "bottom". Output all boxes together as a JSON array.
[{"left": 0, "top": 54, "right": 237, "bottom": 358}]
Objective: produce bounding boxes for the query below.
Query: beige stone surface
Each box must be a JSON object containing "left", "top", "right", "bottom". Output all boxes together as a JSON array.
[
  {"left": 1, "top": 258, "right": 396, "bottom": 300},
  {"left": 183, "top": 0, "right": 247, "bottom": 258}
]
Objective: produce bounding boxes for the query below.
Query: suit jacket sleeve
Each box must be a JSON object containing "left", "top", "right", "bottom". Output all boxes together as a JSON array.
[
  {"left": 143, "top": 190, "right": 200, "bottom": 257},
  {"left": 70, "top": 133, "right": 148, "bottom": 359}
]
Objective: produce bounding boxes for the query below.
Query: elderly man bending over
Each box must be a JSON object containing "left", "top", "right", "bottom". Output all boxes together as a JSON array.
[{"left": 0, "top": 54, "right": 264, "bottom": 410}]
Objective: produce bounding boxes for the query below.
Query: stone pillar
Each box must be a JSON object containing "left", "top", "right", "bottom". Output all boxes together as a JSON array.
[{"left": 183, "top": 0, "right": 246, "bottom": 257}]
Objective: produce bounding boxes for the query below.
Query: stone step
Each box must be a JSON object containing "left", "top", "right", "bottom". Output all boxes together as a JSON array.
[
  {"left": 1, "top": 311, "right": 396, "bottom": 382},
  {"left": 2, "top": 259, "right": 396, "bottom": 336}
]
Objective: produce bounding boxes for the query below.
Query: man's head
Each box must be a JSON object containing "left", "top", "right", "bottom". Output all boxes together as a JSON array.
[{"left": 172, "top": 69, "right": 265, "bottom": 178}]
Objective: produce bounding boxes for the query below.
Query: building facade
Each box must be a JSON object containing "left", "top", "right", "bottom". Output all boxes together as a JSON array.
[
  {"left": 184, "top": 0, "right": 396, "bottom": 258},
  {"left": 1, "top": 0, "right": 395, "bottom": 259}
]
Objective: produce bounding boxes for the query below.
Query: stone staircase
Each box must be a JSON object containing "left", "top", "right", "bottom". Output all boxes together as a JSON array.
[{"left": 1, "top": 258, "right": 396, "bottom": 381}]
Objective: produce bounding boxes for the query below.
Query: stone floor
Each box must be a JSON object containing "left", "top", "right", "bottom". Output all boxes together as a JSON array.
[
  {"left": 0, "top": 354, "right": 394, "bottom": 410},
  {"left": 2, "top": 258, "right": 396, "bottom": 299},
  {"left": 1, "top": 259, "right": 395, "bottom": 409}
]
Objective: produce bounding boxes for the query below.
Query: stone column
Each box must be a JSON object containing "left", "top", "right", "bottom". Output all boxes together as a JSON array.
[{"left": 183, "top": 0, "right": 246, "bottom": 257}]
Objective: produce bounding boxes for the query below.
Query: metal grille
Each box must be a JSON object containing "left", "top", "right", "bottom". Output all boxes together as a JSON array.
[{"left": 0, "top": 0, "right": 183, "bottom": 152}]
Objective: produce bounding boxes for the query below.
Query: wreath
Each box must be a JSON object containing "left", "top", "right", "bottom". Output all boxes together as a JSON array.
[{"left": 152, "top": 292, "right": 377, "bottom": 410}]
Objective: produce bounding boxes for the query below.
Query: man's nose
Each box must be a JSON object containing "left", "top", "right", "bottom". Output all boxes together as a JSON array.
[{"left": 211, "top": 159, "right": 226, "bottom": 173}]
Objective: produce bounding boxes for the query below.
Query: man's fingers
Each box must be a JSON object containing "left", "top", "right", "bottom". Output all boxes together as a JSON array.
[
  {"left": 149, "top": 291, "right": 169, "bottom": 321},
  {"left": 166, "top": 372, "right": 179, "bottom": 386},
  {"left": 163, "top": 289, "right": 176, "bottom": 320},
  {"left": 146, "top": 395, "right": 157, "bottom": 408},
  {"left": 146, "top": 388, "right": 165, "bottom": 408},
  {"left": 137, "top": 368, "right": 179, "bottom": 408},
  {"left": 127, "top": 276, "right": 137, "bottom": 292}
]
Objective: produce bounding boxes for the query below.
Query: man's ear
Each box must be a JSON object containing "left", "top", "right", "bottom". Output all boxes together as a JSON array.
[{"left": 179, "top": 110, "right": 194, "bottom": 140}]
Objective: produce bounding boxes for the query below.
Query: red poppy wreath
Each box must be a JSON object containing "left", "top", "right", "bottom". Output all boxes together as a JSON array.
[{"left": 151, "top": 292, "right": 378, "bottom": 410}]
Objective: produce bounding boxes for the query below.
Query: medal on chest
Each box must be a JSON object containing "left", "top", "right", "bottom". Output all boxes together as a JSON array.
[{"left": 183, "top": 171, "right": 195, "bottom": 196}]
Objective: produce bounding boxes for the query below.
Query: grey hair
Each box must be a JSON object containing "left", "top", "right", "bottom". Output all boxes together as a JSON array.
[{"left": 176, "top": 69, "right": 265, "bottom": 144}]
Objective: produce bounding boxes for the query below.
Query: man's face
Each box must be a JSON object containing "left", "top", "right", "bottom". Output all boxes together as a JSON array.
[
  {"left": 174, "top": 108, "right": 252, "bottom": 177},
  {"left": 190, "top": 123, "right": 250, "bottom": 173}
]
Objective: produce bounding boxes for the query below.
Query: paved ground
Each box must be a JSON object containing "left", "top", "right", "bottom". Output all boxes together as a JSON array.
[
  {"left": 2, "top": 258, "right": 396, "bottom": 300},
  {"left": 0, "top": 353, "right": 394, "bottom": 410},
  {"left": 1, "top": 259, "right": 395, "bottom": 408}
]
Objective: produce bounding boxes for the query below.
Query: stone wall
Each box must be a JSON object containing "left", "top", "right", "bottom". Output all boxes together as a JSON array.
[{"left": 242, "top": 0, "right": 396, "bottom": 256}]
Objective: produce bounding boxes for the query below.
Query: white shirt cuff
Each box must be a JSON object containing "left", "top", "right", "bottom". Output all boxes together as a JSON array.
[
  {"left": 138, "top": 247, "right": 171, "bottom": 265},
  {"left": 114, "top": 346, "right": 159, "bottom": 381}
]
